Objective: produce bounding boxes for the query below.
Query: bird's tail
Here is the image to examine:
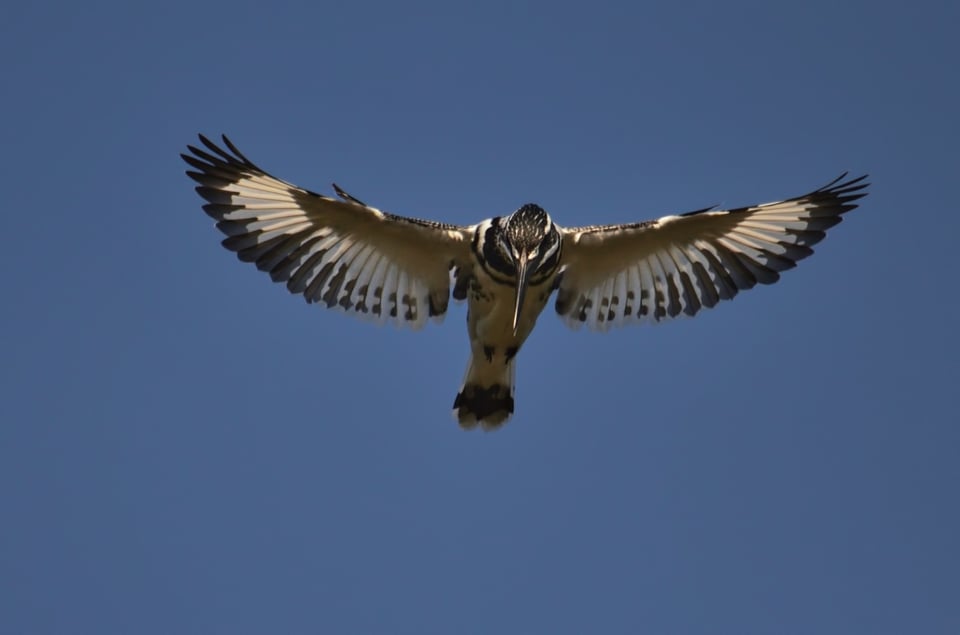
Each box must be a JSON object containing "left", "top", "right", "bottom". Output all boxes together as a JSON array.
[{"left": 453, "top": 354, "right": 516, "bottom": 430}]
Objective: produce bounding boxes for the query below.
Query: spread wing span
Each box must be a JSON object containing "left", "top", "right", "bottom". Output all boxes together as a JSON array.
[{"left": 183, "top": 135, "right": 474, "bottom": 329}]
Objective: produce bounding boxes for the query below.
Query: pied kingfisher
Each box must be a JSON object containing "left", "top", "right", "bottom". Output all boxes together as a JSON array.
[{"left": 183, "top": 135, "right": 868, "bottom": 430}]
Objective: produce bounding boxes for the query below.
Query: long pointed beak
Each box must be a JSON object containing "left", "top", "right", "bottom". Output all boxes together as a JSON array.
[{"left": 512, "top": 254, "right": 531, "bottom": 336}]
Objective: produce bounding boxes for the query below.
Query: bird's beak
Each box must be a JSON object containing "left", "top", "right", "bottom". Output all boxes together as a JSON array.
[{"left": 512, "top": 253, "right": 531, "bottom": 336}]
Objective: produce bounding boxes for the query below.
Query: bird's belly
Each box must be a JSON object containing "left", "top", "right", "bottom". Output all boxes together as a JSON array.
[{"left": 466, "top": 277, "right": 554, "bottom": 356}]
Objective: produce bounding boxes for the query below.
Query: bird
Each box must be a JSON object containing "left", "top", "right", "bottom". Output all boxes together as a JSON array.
[{"left": 182, "top": 135, "right": 868, "bottom": 430}]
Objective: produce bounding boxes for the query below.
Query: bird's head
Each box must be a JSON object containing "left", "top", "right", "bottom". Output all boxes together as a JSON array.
[{"left": 500, "top": 204, "right": 562, "bottom": 334}]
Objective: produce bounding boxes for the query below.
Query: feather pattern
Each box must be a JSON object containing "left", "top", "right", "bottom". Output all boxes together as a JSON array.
[
  {"left": 183, "top": 135, "right": 474, "bottom": 328},
  {"left": 555, "top": 174, "right": 868, "bottom": 330}
]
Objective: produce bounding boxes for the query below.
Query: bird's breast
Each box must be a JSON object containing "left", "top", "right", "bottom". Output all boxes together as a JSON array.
[{"left": 466, "top": 269, "right": 557, "bottom": 353}]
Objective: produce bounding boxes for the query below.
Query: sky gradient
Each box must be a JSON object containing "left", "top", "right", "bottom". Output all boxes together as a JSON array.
[{"left": 2, "top": 1, "right": 958, "bottom": 633}]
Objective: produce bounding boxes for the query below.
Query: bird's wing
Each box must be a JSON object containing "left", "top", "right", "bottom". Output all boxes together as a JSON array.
[
  {"left": 555, "top": 174, "right": 868, "bottom": 330},
  {"left": 183, "top": 135, "right": 474, "bottom": 329}
]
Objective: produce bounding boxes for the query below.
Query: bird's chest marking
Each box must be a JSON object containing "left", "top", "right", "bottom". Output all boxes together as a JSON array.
[
  {"left": 480, "top": 344, "right": 520, "bottom": 364},
  {"left": 469, "top": 278, "right": 495, "bottom": 302}
]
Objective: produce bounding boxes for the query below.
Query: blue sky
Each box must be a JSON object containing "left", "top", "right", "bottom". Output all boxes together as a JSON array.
[{"left": 2, "top": 1, "right": 958, "bottom": 633}]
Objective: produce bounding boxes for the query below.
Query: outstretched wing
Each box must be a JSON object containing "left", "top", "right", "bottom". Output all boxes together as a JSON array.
[
  {"left": 183, "top": 135, "right": 474, "bottom": 329},
  {"left": 555, "top": 174, "right": 868, "bottom": 330}
]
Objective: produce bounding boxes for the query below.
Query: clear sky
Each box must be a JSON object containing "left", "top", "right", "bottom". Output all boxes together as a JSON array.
[{"left": 2, "top": 1, "right": 958, "bottom": 633}]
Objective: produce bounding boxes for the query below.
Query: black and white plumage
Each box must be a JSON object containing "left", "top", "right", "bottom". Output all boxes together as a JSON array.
[{"left": 183, "top": 135, "right": 868, "bottom": 430}]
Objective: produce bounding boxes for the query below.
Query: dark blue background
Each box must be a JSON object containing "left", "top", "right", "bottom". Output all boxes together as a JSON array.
[{"left": 3, "top": 1, "right": 957, "bottom": 633}]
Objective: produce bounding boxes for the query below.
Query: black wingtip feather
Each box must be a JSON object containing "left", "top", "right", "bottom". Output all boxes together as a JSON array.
[
  {"left": 184, "top": 143, "right": 231, "bottom": 171},
  {"left": 817, "top": 173, "right": 870, "bottom": 200},
  {"left": 186, "top": 134, "right": 258, "bottom": 173},
  {"left": 220, "top": 134, "right": 257, "bottom": 167}
]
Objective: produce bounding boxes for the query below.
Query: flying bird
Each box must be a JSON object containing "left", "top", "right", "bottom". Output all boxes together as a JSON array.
[{"left": 183, "top": 135, "right": 868, "bottom": 430}]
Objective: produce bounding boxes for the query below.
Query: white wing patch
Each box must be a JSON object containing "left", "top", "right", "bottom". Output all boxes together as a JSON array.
[
  {"left": 556, "top": 175, "right": 868, "bottom": 331},
  {"left": 184, "top": 135, "right": 472, "bottom": 329}
]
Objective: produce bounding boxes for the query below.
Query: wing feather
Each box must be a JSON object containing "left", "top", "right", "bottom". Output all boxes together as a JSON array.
[
  {"left": 556, "top": 174, "right": 868, "bottom": 330},
  {"left": 184, "top": 135, "right": 473, "bottom": 328}
]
